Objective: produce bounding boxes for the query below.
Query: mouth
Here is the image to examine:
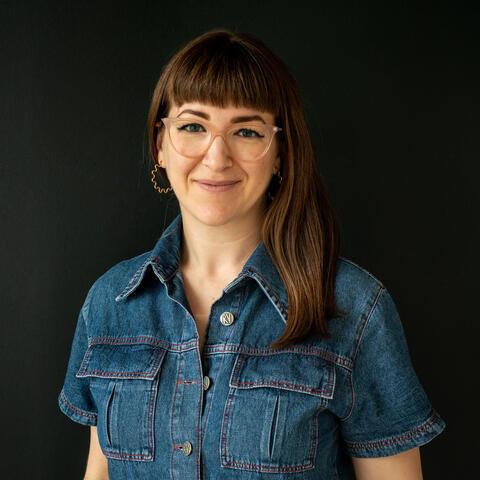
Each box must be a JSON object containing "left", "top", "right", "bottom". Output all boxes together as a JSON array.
[
  {"left": 194, "top": 180, "right": 240, "bottom": 192},
  {"left": 195, "top": 180, "right": 240, "bottom": 186}
]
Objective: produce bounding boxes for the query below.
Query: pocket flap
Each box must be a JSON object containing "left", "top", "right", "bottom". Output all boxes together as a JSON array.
[
  {"left": 76, "top": 342, "right": 167, "bottom": 380},
  {"left": 230, "top": 352, "right": 335, "bottom": 399}
]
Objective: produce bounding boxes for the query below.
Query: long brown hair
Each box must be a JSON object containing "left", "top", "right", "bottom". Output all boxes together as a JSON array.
[{"left": 146, "top": 28, "right": 344, "bottom": 349}]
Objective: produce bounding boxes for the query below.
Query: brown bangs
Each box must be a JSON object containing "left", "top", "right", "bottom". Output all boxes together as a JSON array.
[{"left": 165, "top": 31, "right": 282, "bottom": 117}]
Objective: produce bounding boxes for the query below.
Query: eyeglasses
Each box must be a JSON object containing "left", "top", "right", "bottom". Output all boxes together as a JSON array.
[{"left": 155, "top": 117, "right": 282, "bottom": 162}]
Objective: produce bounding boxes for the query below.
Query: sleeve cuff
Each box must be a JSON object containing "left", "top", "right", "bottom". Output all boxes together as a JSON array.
[
  {"left": 58, "top": 388, "right": 97, "bottom": 426},
  {"left": 344, "top": 409, "right": 446, "bottom": 458}
]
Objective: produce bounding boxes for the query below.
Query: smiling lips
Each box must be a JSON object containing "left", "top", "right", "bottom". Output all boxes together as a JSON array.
[
  {"left": 195, "top": 179, "right": 240, "bottom": 192},
  {"left": 196, "top": 180, "right": 239, "bottom": 185}
]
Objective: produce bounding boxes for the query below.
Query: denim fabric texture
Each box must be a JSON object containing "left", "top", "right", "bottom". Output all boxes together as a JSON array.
[{"left": 58, "top": 213, "right": 446, "bottom": 479}]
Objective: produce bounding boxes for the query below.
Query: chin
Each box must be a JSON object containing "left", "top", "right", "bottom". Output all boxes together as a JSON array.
[{"left": 182, "top": 204, "right": 240, "bottom": 227}]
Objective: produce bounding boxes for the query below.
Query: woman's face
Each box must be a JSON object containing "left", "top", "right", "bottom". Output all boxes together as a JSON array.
[{"left": 157, "top": 102, "right": 281, "bottom": 228}]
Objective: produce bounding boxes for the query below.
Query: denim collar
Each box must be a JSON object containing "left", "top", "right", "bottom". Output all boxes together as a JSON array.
[{"left": 115, "top": 213, "right": 288, "bottom": 323}]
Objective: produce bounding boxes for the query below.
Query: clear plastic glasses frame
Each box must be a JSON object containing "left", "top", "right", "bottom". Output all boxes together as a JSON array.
[{"left": 156, "top": 117, "right": 282, "bottom": 161}]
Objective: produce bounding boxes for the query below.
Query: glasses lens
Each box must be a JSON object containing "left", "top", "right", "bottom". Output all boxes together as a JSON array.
[{"left": 169, "top": 121, "right": 272, "bottom": 161}]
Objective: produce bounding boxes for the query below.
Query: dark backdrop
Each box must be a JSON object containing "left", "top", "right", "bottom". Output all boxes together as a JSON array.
[{"left": 1, "top": 1, "right": 477, "bottom": 478}]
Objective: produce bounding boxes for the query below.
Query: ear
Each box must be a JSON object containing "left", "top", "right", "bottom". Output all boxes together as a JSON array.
[
  {"left": 157, "top": 131, "right": 166, "bottom": 168},
  {"left": 157, "top": 148, "right": 165, "bottom": 168},
  {"left": 274, "top": 156, "right": 281, "bottom": 173},
  {"left": 156, "top": 125, "right": 165, "bottom": 167}
]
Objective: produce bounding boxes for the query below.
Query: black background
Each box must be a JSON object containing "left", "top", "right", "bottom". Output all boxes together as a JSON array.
[{"left": 1, "top": 1, "right": 478, "bottom": 478}]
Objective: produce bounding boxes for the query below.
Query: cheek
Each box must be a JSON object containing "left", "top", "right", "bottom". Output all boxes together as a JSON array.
[
  {"left": 249, "top": 163, "right": 275, "bottom": 186},
  {"left": 164, "top": 154, "right": 196, "bottom": 184}
]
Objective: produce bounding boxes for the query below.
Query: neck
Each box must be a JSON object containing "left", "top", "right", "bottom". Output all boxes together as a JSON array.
[{"left": 179, "top": 209, "right": 264, "bottom": 281}]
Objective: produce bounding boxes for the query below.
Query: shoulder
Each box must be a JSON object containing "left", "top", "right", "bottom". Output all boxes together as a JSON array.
[
  {"left": 334, "top": 255, "right": 386, "bottom": 307},
  {"left": 324, "top": 256, "right": 391, "bottom": 359},
  {"left": 81, "top": 249, "right": 153, "bottom": 322}
]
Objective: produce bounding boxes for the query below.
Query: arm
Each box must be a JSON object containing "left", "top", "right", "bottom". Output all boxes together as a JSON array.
[
  {"left": 84, "top": 426, "right": 109, "bottom": 480},
  {"left": 352, "top": 446, "right": 423, "bottom": 480},
  {"left": 340, "top": 288, "right": 446, "bottom": 462}
]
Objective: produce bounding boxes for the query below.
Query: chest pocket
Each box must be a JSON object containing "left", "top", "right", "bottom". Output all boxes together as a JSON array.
[
  {"left": 76, "top": 342, "right": 167, "bottom": 461},
  {"left": 221, "top": 351, "right": 335, "bottom": 474}
]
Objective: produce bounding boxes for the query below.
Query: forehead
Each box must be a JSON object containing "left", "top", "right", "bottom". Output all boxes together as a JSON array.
[{"left": 169, "top": 102, "right": 275, "bottom": 124}]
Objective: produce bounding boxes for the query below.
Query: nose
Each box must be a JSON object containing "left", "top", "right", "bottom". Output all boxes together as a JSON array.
[{"left": 202, "top": 134, "right": 233, "bottom": 169}]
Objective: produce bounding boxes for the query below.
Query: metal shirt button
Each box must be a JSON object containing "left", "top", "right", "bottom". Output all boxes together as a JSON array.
[
  {"left": 182, "top": 441, "right": 192, "bottom": 456},
  {"left": 220, "top": 311, "right": 235, "bottom": 326},
  {"left": 203, "top": 375, "right": 211, "bottom": 391}
]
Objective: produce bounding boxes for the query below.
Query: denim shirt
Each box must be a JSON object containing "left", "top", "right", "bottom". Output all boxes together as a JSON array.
[{"left": 58, "top": 213, "right": 446, "bottom": 479}]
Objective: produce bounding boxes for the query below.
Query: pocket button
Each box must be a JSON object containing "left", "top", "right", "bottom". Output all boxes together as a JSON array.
[{"left": 220, "top": 311, "right": 235, "bottom": 326}]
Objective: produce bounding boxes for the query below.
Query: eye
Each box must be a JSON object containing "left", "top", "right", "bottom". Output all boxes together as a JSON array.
[
  {"left": 177, "top": 123, "right": 205, "bottom": 133},
  {"left": 235, "top": 128, "right": 265, "bottom": 138}
]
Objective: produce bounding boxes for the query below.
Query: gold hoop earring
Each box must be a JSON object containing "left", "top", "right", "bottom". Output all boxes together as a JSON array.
[{"left": 151, "top": 163, "right": 173, "bottom": 194}]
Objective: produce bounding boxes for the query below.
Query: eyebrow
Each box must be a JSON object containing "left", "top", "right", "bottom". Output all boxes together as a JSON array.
[{"left": 176, "top": 109, "right": 267, "bottom": 124}]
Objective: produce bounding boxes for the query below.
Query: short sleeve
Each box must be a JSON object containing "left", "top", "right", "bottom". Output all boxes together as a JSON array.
[
  {"left": 58, "top": 297, "right": 98, "bottom": 426},
  {"left": 339, "top": 287, "right": 446, "bottom": 457}
]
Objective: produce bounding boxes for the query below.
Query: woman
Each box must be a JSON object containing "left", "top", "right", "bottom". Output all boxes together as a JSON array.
[{"left": 58, "top": 29, "right": 446, "bottom": 479}]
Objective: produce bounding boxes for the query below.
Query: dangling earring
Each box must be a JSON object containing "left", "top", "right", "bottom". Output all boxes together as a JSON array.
[
  {"left": 267, "top": 168, "right": 283, "bottom": 202},
  {"left": 151, "top": 162, "right": 173, "bottom": 194},
  {"left": 275, "top": 169, "right": 283, "bottom": 183}
]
